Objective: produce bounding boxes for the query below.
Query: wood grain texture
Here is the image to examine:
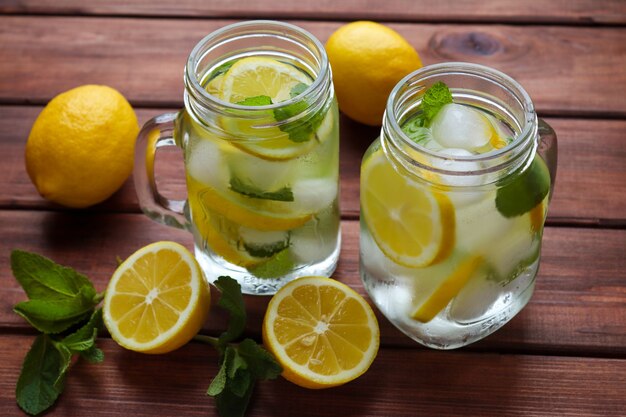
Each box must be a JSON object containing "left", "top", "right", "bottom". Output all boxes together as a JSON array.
[
  {"left": 0, "top": 335, "right": 625, "bottom": 417},
  {"left": 2, "top": 0, "right": 625, "bottom": 24},
  {"left": 1, "top": 17, "right": 626, "bottom": 116},
  {"left": 2, "top": 105, "right": 626, "bottom": 223},
  {"left": 1, "top": 212, "right": 625, "bottom": 355}
]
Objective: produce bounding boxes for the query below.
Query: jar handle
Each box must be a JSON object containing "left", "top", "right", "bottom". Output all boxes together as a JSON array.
[
  {"left": 134, "top": 112, "right": 189, "bottom": 230},
  {"left": 537, "top": 118, "right": 558, "bottom": 202}
]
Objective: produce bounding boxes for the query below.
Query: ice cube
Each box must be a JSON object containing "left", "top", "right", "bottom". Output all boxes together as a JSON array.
[
  {"left": 292, "top": 178, "right": 338, "bottom": 213},
  {"left": 187, "top": 138, "right": 229, "bottom": 187},
  {"left": 227, "top": 150, "right": 295, "bottom": 192},
  {"left": 431, "top": 103, "right": 492, "bottom": 151}
]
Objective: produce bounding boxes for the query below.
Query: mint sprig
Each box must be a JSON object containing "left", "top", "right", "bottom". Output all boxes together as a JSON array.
[
  {"left": 236, "top": 96, "right": 272, "bottom": 107},
  {"left": 11, "top": 250, "right": 104, "bottom": 416},
  {"left": 199, "top": 276, "right": 282, "bottom": 417},
  {"left": 230, "top": 176, "right": 294, "bottom": 202},
  {"left": 274, "top": 83, "right": 324, "bottom": 143},
  {"left": 402, "top": 81, "right": 453, "bottom": 142}
]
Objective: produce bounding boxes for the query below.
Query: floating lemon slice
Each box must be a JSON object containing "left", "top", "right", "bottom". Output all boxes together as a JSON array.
[
  {"left": 103, "top": 241, "right": 210, "bottom": 354},
  {"left": 263, "top": 276, "right": 379, "bottom": 388},
  {"left": 187, "top": 175, "right": 313, "bottom": 232},
  {"left": 217, "top": 57, "right": 321, "bottom": 161},
  {"left": 412, "top": 255, "right": 484, "bottom": 323},
  {"left": 360, "top": 148, "right": 455, "bottom": 268}
]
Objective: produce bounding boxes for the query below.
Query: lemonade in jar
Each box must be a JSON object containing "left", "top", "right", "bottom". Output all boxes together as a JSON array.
[
  {"left": 360, "top": 63, "right": 557, "bottom": 348},
  {"left": 134, "top": 21, "right": 340, "bottom": 295}
]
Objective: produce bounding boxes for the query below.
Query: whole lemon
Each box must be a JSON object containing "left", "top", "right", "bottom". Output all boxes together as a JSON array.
[
  {"left": 326, "top": 21, "right": 422, "bottom": 126},
  {"left": 25, "top": 85, "right": 139, "bottom": 208}
]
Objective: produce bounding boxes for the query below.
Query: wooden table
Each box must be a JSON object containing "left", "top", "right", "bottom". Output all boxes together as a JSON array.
[{"left": 1, "top": 2, "right": 626, "bottom": 416}]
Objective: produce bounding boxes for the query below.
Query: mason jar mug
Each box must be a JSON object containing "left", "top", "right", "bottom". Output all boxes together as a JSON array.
[
  {"left": 134, "top": 21, "right": 340, "bottom": 295},
  {"left": 359, "top": 63, "right": 557, "bottom": 349}
]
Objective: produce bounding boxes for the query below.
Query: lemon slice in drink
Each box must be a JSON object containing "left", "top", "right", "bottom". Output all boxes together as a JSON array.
[
  {"left": 103, "top": 241, "right": 210, "bottom": 354},
  {"left": 411, "top": 255, "right": 484, "bottom": 323},
  {"left": 361, "top": 148, "right": 455, "bottom": 268},
  {"left": 187, "top": 175, "right": 313, "bottom": 231},
  {"left": 217, "top": 57, "right": 320, "bottom": 161},
  {"left": 263, "top": 276, "right": 379, "bottom": 388}
]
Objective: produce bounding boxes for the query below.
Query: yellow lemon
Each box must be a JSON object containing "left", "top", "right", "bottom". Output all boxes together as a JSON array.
[
  {"left": 25, "top": 85, "right": 138, "bottom": 208},
  {"left": 326, "top": 21, "right": 422, "bottom": 126},
  {"left": 103, "top": 241, "right": 210, "bottom": 354},
  {"left": 263, "top": 276, "right": 379, "bottom": 388},
  {"left": 361, "top": 148, "right": 455, "bottom": 268}
]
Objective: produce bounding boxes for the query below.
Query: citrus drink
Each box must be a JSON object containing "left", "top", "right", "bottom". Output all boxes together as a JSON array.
[
  {"left": 183, "top": 54, "right": 340, "bottom": 295},
  {"left": 360, "top": 64, "right": 556, "bottom": 349}
]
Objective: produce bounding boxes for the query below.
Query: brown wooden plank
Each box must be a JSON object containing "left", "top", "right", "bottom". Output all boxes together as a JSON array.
[
  {"left": 2, "top": 0, "right": 625, "bottom": 24},
  {"left": 1, "top": 17, "right": 626, "bottom": 116},
  {"left": 2, "top": 105, "right": 625, "bottom": 223},
  {"left": 1, "top": 212, "right": 625, "bottom": 355},
  {"left": 0, "top": 334, "right": 624, "bottom": 417}
]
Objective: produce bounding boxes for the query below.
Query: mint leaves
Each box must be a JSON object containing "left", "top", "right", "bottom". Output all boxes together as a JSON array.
[
  {"left": 496, "top": 156, "right": 551, "bottom": 218},
  {"left": 236, "top": 96, "right": 272, "bottom": 107},
  {"left": 401, "top": 81, "right": 453, "bottom": 141},
  {"left": 11, "top": 250, "right": 104, "bottom": 415},
  {"left": 421, "top": 81, "right": 453, "bottom": 124},
  {"left": 201, "top": 276, "right": 282, "bottom": 417},
  {"left": 274, "top": 83, "right": 324, "bottom": 143},
  {"left": 229, "top": 176, "right": 294, "bottom": 202},
  {"left": 247, "top": 249, "right": 295, "bottom": 279},
  {"left": 236, "top": 83, "right": 324, "bottom": 144}
]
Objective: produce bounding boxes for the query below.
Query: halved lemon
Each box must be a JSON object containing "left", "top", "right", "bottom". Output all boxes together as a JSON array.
[
  {"left": 263, "top": 276, "right": 379, "bottom": 389},
  {"left": 218, "top": 56, "right": 320, "bottom": 161},
  {"left": 103, "top": 241, "right": 210, "bottom": 354},
  {"left": 361, "top": 148, "right": 455, "bottom": 268}
]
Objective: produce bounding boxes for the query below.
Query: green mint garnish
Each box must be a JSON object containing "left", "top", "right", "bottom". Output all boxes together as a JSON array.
[
  {"left": 208, "top": 61, "right": 235, "bottom": 82},
  {"left": 236, "top": 95, "right": 273, "bottom": 107},
  {"left": 201, "top": 277, "right": 282, "bottom": 417},
  {"left": 243, "top": 239, "right": 290, "bottom": 258},
  {"left": 230, "top": 175, "right": 294, "bottom": 202},
  {"left": 11, "top": 250, "right": 105, "bottom": 416},
  {"left": 273, "top": 83, "right": 324, "bottom": 143},
  {"left": 495, "top": 156, "right": 551, "bottom": 218},
  {"left": 401, "top": 115, "right": 431, "bottom": 145},
  {"left": 421, "top": 81, "right": 453, "bottom": 124},
  {"left": 289, "top": 82, "right": 308, "bottom": 98},
  {"left": 247, "top": 249, "right": 295, "bottom": 279},
  {"left": 402, "top": 81, "right": 453, "bottom": 136}
]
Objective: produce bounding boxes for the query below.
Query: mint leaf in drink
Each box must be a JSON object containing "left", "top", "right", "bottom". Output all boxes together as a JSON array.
[
  {"left": 230, "top": 175, "right": 294, "bottom": 202},
  {"left": 208, "top": 61, "right": 235, "bottom": 82},
  {"left": 421, "top": 81, "right": 453, "bottom": 125},
  {"left": 214, "top": 276, "right": 247, "bottom": 346},
  {"left": 274, "top": 82, "right": 324, "bottom": 143},
  {"left": 247, "top": 248, "right": 294, "bottom": 279},
  {"left": 289, "top": 82, "right": 308, "bottom": 98},
  {"left": 243, "top": 239, "right": 289, "bottom": 258},
  {"left": 402, "top": 115, "right": 432, "bottom": 145},
  {"left": 16, "top": 335, "right": 64, "bottom": 415},
  {"left": 236, "top": 95, "right": 273, "bottom": 106},
  {"left": 496, "top": 156, "right": 551, "bottom": 218},
  {"left": 11, "top": 250, "right": 94, "bottom": 301},
  {"left": 14, "top": 286, "right": 98, "bottom": 334}
]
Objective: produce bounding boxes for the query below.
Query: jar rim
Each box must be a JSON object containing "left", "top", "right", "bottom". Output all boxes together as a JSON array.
[
  {"left": 385, "top": 62, "right": 536, "bottom": 166},
  {"left": 185, "top": 20, "right": 329, "bottom": 114}
]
